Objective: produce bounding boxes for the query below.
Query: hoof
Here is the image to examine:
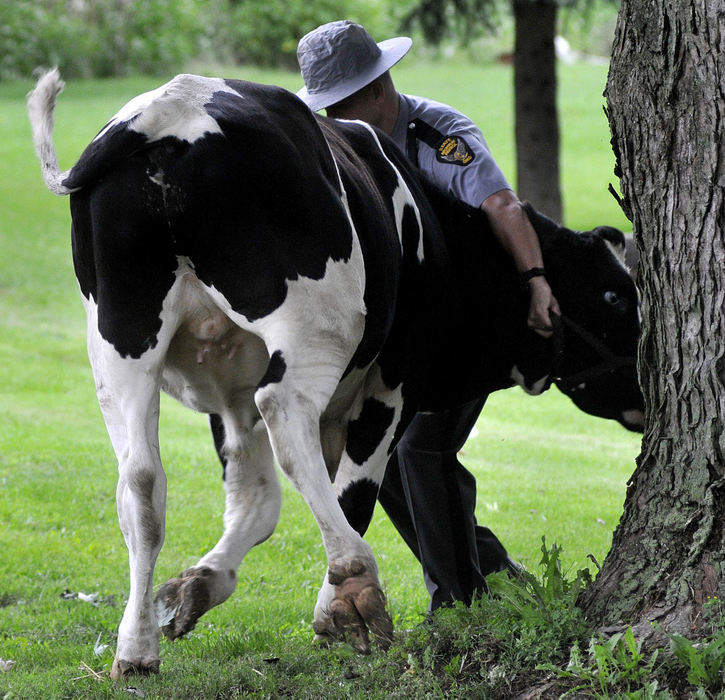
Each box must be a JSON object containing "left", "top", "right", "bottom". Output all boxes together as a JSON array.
[
  {"left": 312, "top": 631, "right": 335, "bottom": 648},
  {"left": 110, "top": 657, "right": 160, "bottom": 681},
  {"left": 154, "top": 567, "right": 213, "bottom": 640},
  {"left": 351, "top": 582, "right": 393, "bottom": 651},
  {"left": 315, "top": 571, "right": 393, "bottom": 653}
]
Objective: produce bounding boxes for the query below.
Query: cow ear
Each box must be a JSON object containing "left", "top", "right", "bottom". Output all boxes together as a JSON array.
[
  {"left": 593, "top": 225, "right": 627, "bottom": 263},
  {"left": 593, "top": 225, "right": 625, "bottom": 250}
]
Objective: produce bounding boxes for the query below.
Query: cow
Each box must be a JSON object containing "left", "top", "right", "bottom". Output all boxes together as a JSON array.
[{"left": 27, "top": 69, "right": 643, "bottom": 679}]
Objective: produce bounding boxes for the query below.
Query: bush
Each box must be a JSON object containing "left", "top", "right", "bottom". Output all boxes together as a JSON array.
[
  {"left": 0, "top": 0, "right": 416, "bottom": 80},
  {"left": 0, "top": 0, "right": 202, "bottom": 80},
  {"left": 212, "top": 0, "right": 406, "bottom": 69}
]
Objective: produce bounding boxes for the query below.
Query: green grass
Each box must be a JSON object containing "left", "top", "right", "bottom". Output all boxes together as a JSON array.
[{"left": 0, "top": 60, "right": 641, "bottom": 698}]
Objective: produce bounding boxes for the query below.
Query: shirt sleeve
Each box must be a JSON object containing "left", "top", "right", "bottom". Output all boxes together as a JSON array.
[{"left": 413, "top": 108, "right": 512, "bottom": 209}]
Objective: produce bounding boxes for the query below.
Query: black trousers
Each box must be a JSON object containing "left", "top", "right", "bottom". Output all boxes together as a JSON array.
[{"left": 378, "top": 397, "right": 510, "bottom": 611}]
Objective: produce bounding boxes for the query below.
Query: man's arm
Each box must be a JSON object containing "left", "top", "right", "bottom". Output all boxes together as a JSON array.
[{"left": 481, "top": 189, "right": 560, "bottom": 337}]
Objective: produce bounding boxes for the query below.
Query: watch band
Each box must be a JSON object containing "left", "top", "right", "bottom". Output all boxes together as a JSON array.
[{"left": 520, "top": 267, "right": 547, "bottom": 286}]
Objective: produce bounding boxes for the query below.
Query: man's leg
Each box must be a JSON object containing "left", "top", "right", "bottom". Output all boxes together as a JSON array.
[
  {"left": 475, "top": 525, "right": 513, "bottom": 576},
  {"left": 378, "top": 398, "right": 510, "bottom": 611}
]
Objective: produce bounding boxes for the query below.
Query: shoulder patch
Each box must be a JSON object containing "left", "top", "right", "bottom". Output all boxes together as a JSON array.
[
  {"left": 408, "top": 119, "right": 476, "bottom": 167},
  {"left": 436, "top": 135, "right": 475, "bottom": 166}
]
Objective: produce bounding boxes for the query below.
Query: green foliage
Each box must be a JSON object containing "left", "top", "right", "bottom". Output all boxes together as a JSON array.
[
  {"left": 669, "top": 598, "right": 725, "bottom": 694},
  {"left": 401, "top": 539, "right": 592, "bottom": 695},
  {"left": 0, "top": 0, "right": 405, "bottom": 80},
  {"left": 215, "top": 0, "right": 402, "bottom": 69},
  {"left": 484, "top": 539, "right": 591, "bottom": 668},
  {"left": 401, "top": 0, "right": 618, "bottom": 46},
  {"left": 670, "top": 633, "right": 725, "bottom": 694},
  {"left": 541, "top": 597, "right": 725, "bottom": 698},
  {"left": 547, "top": 628, "right": 664, "bottom": 698},
  {"left": 401, "top": 0, "right": 505, "bottom": 44},
  {"left": 0, "top": 0, "right": 201, "bottom": 80},
  {"left": 0, "top": 0, "right": 621, "bottom": 80},
  {"left": 487, "top": 539, "right": 591, "bottom": 628}
]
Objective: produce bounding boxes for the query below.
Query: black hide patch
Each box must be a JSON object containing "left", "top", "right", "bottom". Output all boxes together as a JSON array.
[
  {"left": 345, "top": 398, "right": 395, "bottom": 466},
  {"left": 209, "top": 413, "right": 227, "bottom": 480},
  {"left": 63, "top": 122, "right": 149, "bottom": 192},
  {"left": 257, "top": 350, "right": 286, "bottom": 388},
  {"left": 177, "top": 84, "right": 354, "bottom": 323},
  {"left": 337, "top": 478, "right": 379, "bottom": 536},
  {"left": 69, "top": 152, "right": 178, "bottom": 359}
]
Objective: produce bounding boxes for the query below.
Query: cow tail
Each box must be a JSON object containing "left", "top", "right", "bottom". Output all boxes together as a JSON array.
[{"left": 27, "top": 68, "right": 76, "bottom": 196}]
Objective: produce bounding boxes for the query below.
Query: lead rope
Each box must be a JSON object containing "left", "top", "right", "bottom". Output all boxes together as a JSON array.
[{"left": 548, "top": 310, "right": 637, "bottom": 392}]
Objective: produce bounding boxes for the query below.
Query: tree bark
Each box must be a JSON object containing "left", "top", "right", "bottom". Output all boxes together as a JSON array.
[
  {"left": 513, "top": 0, "right": 562, "bottom": 223},
  {"left": 580, "top": 1, "right": 725, "bottom": 638}
]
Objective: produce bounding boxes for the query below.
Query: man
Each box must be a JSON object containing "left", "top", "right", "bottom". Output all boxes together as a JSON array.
[{"left": 297, "top": 20, "right": 559, "bottom": 611}]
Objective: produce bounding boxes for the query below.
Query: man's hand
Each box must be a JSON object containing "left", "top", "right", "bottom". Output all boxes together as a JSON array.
[{"left": 527, "top": 276, "right": 560, "bottom": 338}]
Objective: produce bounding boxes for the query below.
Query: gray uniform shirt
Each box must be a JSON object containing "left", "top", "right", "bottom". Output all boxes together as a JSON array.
[{"left": 390, "top": 93, "right": 511, "bottom": 209}]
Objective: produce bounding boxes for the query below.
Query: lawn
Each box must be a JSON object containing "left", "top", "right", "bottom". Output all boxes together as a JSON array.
[{"left": 0, "top": 59, "right": 641, "bottom": 698}]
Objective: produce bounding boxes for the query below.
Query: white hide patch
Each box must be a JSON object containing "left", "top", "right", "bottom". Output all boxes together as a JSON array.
[
  {"left": 342, "top": 364, "right": 404, "bottom": 477},
  {"left": 621, "top": 409, "right": 645, "bottom": 429},
  {"left": 392, "top": 184, "right": 425, "bottom": 262},
  {"left": 604, "top": 239, "right": 627, "bottom": 270},
  {"left": 362, "top": 123, "right": 425, "bottom": 263},
  {"left": 510, "top": 365, "right": 549, "bottom": 396},
  {"left": 197, "top": 225, "right": 368, "bottom": 416},
  {"left": 190, "top": 119, "right": 374, "bottom": 397},
  {"left": 204, "top": 233, "right": 366, "bottom": 341},
  {"left": 337, "top": 120, "right": 425, "bottom": 262},
  {"left": 94, "top": 74, "right": 240, "bottom": 144}
]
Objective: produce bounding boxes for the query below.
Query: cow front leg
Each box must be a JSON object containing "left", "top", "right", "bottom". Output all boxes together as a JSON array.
[
  {"left": 255, "top": 368, "right": 393, "bottom": 653},
  {"left": 154, "top": 417, "right": 281, "bottom": 639}
]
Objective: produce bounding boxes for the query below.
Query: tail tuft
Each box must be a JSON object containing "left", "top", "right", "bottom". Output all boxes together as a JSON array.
[
  {"left": 28, "top": 66, "right": 66, "bottom": 109},
  {"left": 27, "top": 67, "right": 75, "bottom": 195}
]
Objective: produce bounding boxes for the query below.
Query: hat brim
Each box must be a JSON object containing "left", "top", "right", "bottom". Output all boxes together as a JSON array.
[{"left": 297, "top": 36, "right": 412, "bottom": 112}]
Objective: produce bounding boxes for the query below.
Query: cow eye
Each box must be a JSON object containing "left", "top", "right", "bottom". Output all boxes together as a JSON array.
[{"left": 604, "top": 291, "right": 621, "bottom": 306}]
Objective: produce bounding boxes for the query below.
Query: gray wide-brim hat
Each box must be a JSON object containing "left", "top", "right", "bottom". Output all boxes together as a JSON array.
[{"left": 297, "top": 20, "right": 412, "bottom": 112}]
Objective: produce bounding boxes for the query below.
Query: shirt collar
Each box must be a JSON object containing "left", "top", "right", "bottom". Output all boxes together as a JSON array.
[{"left": 391, "top": 94, "right": 411, "bottom": 151}]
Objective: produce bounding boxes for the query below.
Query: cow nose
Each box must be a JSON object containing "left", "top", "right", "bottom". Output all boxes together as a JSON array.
[{"left": 621, "top": 409, "right": 645, "bottom": 431}]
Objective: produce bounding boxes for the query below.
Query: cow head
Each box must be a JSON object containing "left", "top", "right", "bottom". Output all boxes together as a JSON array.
[{"left": 526, "top": 206, "right": 644, "bottom": 432}]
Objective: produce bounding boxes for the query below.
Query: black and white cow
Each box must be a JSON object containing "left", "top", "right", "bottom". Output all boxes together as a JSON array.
[{"left": 28, "top": 70, "right": 643, "bottom": 678}]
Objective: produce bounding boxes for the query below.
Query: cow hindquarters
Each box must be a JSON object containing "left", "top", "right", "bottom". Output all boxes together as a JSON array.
[{"left": 155, "top": 418, "right": 281, "bottom": 640}]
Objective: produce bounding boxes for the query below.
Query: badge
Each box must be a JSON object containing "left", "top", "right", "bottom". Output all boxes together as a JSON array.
[{"left": 436, "top": 135, "right": 475, "bottom": 166}]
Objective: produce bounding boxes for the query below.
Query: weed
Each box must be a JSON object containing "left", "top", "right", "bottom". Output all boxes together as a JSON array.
[
  {"left": 486, "top": 538, "right": 591, "bottom": 665},
  {"left": 547, "top": 627, "right": 664, "bottom": 698},
  {"left": 669, "top": 632, "right": 725, "bottom": 694},
  {"left": 402, "top": 539, "right": 592, "bottom": 696}
]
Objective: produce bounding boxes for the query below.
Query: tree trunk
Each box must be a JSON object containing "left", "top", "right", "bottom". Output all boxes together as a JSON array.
[
  {"left": 513, "top": 0, "right": 562, "bottom": 223},
  {"left": 579, "top": 1, "right": 725, "bottom": 638}
]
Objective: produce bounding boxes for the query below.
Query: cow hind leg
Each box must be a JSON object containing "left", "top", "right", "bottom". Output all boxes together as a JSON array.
[
  {"left": 87, "top": 341, "right": 168, "bottom": 680},
  {"left": 313, "top": 469, "right": 390, "bottom": 651},
  {"left": 154, "top": 415, "right": 281, "bottom": 640},
  {"left": 313, "top": 369, "right": 403, "bottom": 647},
  {"left": 254, "top": 350, "right": 393, "bottom": 653}
]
